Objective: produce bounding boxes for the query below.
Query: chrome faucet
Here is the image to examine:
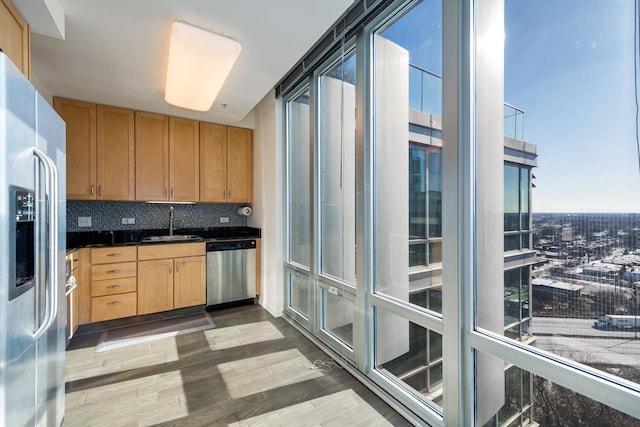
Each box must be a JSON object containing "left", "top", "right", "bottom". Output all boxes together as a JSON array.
[{"left": 169, "top": 206, "right": 174, "bottom": 236}]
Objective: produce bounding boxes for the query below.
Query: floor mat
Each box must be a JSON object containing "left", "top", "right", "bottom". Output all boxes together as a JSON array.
[{"left": 95, "top": 313, "right": 215, "bottom": 352}]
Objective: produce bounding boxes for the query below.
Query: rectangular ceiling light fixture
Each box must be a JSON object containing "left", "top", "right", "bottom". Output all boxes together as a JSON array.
[{"left": 164, "top": 22, "right": 241, "bottom": 111}]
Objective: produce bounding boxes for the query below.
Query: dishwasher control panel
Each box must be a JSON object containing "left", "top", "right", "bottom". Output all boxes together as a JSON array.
[{"left": 206, "top": 240, "right": 256, "bottom": 252}]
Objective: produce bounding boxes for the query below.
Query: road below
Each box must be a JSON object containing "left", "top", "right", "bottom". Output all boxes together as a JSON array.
[{"left": 532, "top": 317, "right": 640, "bottom": 366}]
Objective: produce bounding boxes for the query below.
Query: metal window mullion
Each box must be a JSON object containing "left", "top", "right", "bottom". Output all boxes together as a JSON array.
[
  {"left": 442, "top": 0, "right": 474, "bottom": 424},
  {"left": 310, "top": 67, "right": 320, "bottom": 337},
  {"left": 371, "top": 292, "right": 444, "bottom": 335},
  {"left": 354, "top": 27, "right": 369, "bottom": 372},
  {"left": 469, "top": 329, "right": 640, "bottom": 419}
]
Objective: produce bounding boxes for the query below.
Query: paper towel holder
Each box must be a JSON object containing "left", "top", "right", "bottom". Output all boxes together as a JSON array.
[{"left": 238, "top": 206, "right": 252, "bottom": 216}]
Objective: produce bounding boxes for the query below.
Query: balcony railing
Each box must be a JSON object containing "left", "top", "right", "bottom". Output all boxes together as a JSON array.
[
  {"left": 504, "top": 103, "right": 525, "bottom": 141},
  {"left": 409, "top": 64, "right": 442, "bottom": 117},
  {"left": 409, "top": 65, "right": 526, "bottom": 141}
]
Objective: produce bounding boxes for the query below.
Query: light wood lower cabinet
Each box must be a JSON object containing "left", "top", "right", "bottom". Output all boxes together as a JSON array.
[
  {"left": 174, "top": 256, "right": 206, "bottom": 308},
  {"left": 137, "top": 242, "right": 206, "bottom": 315},
  {"left": 75, "top": 248, "right": 92, "bottom": 325},
  {"left": 91, "top": 293, "right": 137, "bottom": 323},
  {"left": 65, "top": 251, "right": 80, "bottom": 340},
  {"left": 137, "top": 258, "right": 174, "bottom": 315},
  {"left": 90, "top": 246, "right": 138, "bottom": 322},
  {"left": 76, "top": 242, "right": 207, "bottom": 323}
]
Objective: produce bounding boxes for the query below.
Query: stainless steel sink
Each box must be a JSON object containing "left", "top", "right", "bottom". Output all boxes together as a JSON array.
[{"left": 141, "top": 235, "right": 203, "bottom": 243}]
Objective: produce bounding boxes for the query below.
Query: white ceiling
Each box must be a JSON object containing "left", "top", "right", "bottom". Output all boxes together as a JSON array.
[{"left": 20, "top": 0, "right": 353, "bottom": 127}]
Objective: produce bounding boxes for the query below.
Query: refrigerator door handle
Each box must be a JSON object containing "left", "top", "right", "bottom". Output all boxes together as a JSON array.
[{"left": 32, "top": 147, "right": 59, "bottom": 340}]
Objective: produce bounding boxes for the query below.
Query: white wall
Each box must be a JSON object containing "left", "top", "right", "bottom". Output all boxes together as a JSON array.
[{"left": 249, "top": 89, "right": 284, "bottom": 317}]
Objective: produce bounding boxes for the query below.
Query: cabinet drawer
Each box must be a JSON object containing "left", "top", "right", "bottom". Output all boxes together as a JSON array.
[
  {"left": 91, "top": 261, "right": 136, "bottom": 281},
  {"left": 91, "top": 292, "right": 137, "bottom": 322},
  {"left": 138, "top": 242, "right": 205, "bottom": 260},
  {"left": 91, "top": 246, "right": 137, "bottom": 264},
  {"left": 91, "top": 277, "right": 137, "bottom": 297}
]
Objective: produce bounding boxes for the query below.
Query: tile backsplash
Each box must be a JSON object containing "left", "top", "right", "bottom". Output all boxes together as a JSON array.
[{"left": 67, "top": 201, "right": 250, "bottom": 232}]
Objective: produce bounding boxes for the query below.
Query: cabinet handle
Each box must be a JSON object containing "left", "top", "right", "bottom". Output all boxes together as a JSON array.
[
  {"left": 106, "top": 285, "right": 121, "bottom": 289},
  {"left": 169, "top": 262, "right": 172, "bottom": 273},
  {"left": 106, "top": 269, "right": 121, "bottom": 274},
  {"left": 171, "top": 188, "right": 174, "bottom": 199},
  {"left": 107, "top": 301, "right": 122, "bottom": 305},
  {"left": 98, "top": 185, "right": 103, "bottom": 197},
  {"left": 106, "top": 253, "right": 122, "bottom": 257},
  {"left": 176, "top": 262, "right": 179, "bottom": 273},
  {"left": 90, "top": 185, "right": 95, "bottom": 197}
]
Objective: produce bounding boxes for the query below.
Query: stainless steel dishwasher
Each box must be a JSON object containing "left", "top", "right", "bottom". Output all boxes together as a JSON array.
[{"left": 206, "top": 239, "right": 257, "bottom": 310}]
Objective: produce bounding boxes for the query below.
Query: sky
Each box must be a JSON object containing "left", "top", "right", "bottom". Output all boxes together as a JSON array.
[
  {"left": 505, "top": 0, "right": 639, "bottom": 213},
  {"left": 384, "top": 0, "right": 640, "bottom": 214}
]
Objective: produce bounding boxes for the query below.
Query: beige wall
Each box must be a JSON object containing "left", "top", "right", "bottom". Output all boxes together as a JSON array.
[{"left": 249, "top": 89, "right": 284, "bottom": 317}]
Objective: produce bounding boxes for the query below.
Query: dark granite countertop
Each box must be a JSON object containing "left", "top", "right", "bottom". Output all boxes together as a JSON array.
[{"left": 67, "top": 227, "right": 261, "bottom": 250}]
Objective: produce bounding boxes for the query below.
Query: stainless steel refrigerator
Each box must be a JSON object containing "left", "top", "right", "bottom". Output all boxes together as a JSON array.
[{"left": 0, "top": 51, "right": 66, "bottom": 426}]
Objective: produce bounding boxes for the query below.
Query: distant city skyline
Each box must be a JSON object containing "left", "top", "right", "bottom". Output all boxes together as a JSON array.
[{"left": 505, "top": 0, "right": 640, "bottom": 213}]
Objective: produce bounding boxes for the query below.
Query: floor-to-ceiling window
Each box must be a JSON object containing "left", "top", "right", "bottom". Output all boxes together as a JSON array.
[
  {"left": 285, "top": 87, "right": 312, "bottom": 327},
  {"left": 370, "top": 0, "right": 445, "bottom": 419},
  {"left": 316, "top": 46, "right": 358, "bottom": 355},
  {"left": 282, "top": 0, "right": 640, "bottom": 425}
]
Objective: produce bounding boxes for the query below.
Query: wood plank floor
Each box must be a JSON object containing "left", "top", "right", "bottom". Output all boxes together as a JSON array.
[{"left": 63, "top": 304, "right": 413, "bottom": 427}]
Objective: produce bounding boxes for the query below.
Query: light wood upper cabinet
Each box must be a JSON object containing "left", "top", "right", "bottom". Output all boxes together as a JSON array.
[
  {"left": 59, "top": 96, "right": 252, "bottom": 203},
  {"left": 97, "top": 105, "right": 135, "bottom": 200},
  {"left": 136, "top": 114, "right": 199, "bottom": 202},
  {"left": 0, "top": 0, "right": 30, "bottom": 78},
  {"left": 200, "top": 122, "right": 227, "bottom": 202},
  {"left": 227, "top": 127, "right": 253, "bottom": 203},
  {"left": 170, "top": 117, "right": 199, "bottom": 202},
  {"left": 135, "top": 111, "right": 169, "bottom": 201},
  {"left": 200, "top": 124, "right": 253, "bottom": 203},
  {"left": 55, "top": 99, "right": 135, "bottom": 200},
  {"left": 54, "top": 98, "right": 97, "bottom": 200}
]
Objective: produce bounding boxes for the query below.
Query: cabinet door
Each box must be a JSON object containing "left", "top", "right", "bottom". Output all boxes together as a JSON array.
[
  {"left": 97, "top": 105, "right": 135, "bottom": 200},
  {"left": 199, "top": 122, "right": 227, "bottom": 202},
  {"left": 54, "top": 98, "right": 97, "bottom": 200},
  {"left": 170, "top": 117, "right": 199, "bottom": 201},
  {"left": 138, "top": 259, "right": 174, "bottom": 315},
  {"left": 174, "top": 256, "right": 206, "bottom": 308},
  {"left": 227, "top": 126, "right": 253, "bottom": 203},
  {"left": 136, "top": 112, "right": 169, "bottom": 201},
  {"left": 75, "top": 248, "right": 92, "bottom": 325},
  {"left": 0, "top": 0, "right": 30, "bottom": 78}
]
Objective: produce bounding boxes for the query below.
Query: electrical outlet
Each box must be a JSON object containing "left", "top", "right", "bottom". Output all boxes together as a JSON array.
[
  {"left": 220, "top": 217, "right": 229, "bottom": 223},
  {"left": 121, "top": 218, "right": 136, "bottom": 225},
  {"left": 78, "top": 216, "right": 92, "bottom": 227}
]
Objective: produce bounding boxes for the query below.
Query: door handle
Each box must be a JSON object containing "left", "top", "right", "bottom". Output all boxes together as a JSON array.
[{"left": 33, "top": 147, "right": 59, "bottom": 340}]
